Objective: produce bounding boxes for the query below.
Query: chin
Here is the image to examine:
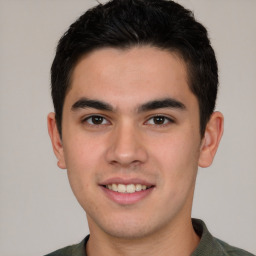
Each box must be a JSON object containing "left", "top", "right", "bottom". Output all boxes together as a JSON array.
[
  {"left": 103, "top": 224, "right": 154, "bottom": 240},
  {"left": 92, "top": 213, "right": 167, "bottom": 240}
]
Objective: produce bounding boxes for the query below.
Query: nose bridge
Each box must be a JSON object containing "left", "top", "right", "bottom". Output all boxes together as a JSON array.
[{"left": 106, "top": 119, "right": 147, "bottom": 166}]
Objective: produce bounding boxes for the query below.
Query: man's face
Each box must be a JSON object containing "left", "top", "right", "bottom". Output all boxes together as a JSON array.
[{"left": 57, "top": 46, "right": 204, "bottom": 238}]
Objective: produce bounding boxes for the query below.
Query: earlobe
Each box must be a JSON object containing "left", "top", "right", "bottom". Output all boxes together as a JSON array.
[
  {"left": 47, "top": 112, "right": 67, "bottom": 169},
  {"left": 198, "top": 111, "right": 224, "bottom": 168}
]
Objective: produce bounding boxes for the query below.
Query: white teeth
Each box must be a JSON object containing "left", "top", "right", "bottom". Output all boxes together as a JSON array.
[
  {"left": 126, "top": 184, "right": 136, "bottom": 193},
  {"left": 117, "top": 184, "right": 126, "bottom": 193},
  {"left": 135, "top": 184, "right": 142, "bottom": 191},
  {"left": 112, "top": 184, "right": 118, "bottom": 192},
  {"left": 106, "top": 184, "right": 150, "bottom": 193}
]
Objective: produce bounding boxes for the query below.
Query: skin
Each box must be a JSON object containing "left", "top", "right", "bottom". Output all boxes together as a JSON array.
[{"left": 48, "top": 46, "right": 224, "bottom": 256}]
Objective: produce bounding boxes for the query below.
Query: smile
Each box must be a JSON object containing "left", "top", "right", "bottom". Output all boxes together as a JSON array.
[
  {"left": 104, "top": 184, "right": 151, "bottom": 193},
  {"left": 101, "top": 179, "right": 155, "bottom": 205}
]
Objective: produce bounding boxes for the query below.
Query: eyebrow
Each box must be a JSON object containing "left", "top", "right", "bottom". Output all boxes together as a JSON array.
[
  {"left": 138, "top": 98, "right": 186, "bottom": 113},
  {"left": 71, "top": 98, "right": 113, "bottom": 112},
  {"left": 71, "top": 97, "right": 186, "bottom": 113}
]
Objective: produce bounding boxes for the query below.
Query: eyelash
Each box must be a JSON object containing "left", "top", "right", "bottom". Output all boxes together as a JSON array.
[
  {"left": 82, "top": 115, "right": 110, "bottom": 127},
  {"left": 145, "top": 115, "right": 174, "bottom": 127},
  {"left": 81, "top": 115, "right": 174, "bottom": 127}
]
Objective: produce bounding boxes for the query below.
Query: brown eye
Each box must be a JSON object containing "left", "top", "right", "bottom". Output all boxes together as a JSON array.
[
  {"left": 91, "top": 116, "right": 104, "bottom": 124},
  {"left": 146, "top": 115, "right": 174, "bottom": 126},
  {"left": 153, "top": 116, "right": 166, "bottom": 125},
  {"left": 84, "top": 115, "right": 109, "bottom": 125}
]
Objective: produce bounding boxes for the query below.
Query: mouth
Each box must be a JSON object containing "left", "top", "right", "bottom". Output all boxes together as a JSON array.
[
  {"left": 100, "top": 180, "right": 155, "bottom": 205},
  {"left": 103, "top": 184, "right": 153, "bottom": 193}
]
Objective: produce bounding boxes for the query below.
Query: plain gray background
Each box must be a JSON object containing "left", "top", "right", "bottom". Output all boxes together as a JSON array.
[{"left": 0, "top": 0, "right": 255, "bottom": 255}]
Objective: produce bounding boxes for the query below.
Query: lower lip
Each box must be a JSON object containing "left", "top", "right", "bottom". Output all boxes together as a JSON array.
[{"left": 101, "top": 186, "right": 154, "bottom": 205}]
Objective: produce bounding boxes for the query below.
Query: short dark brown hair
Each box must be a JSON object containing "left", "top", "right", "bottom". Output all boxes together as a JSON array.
[{"left": 51, "top": 0, "right": 218, "bottom": 137}]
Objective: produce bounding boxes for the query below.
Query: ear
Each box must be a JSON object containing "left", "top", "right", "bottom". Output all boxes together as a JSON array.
[
  {"left": 47, "top": 112, "right": 66, "bottom": 169},
  {"left": 198, "top": 111, "right": 224, "bottom": 168}
]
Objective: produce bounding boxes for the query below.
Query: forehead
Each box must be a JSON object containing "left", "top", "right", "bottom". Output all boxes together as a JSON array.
[{"left": 65, "top": 46, "right": 195, "bottom": 111}]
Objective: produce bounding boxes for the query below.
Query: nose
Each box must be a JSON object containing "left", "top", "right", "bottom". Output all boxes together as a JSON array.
[{"left": 105, "top": 121, "right": 148, "bottom": 167}]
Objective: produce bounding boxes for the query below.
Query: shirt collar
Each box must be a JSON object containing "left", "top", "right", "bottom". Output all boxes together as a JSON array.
[
  {"left": 79, "top": 219, "right": 226, "bottom": 256},
  {"left": 192, "top": 218, "right": 227, "bottom": 256}
]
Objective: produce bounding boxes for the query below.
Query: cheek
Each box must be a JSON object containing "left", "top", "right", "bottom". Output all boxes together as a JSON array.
[
  {"left": 63, "top": 139, "right": 103, "bottom": 212},
  {"left": 150, "top": 131, "right": 200, "bottom": 181},
  {"left": 151, "top": 133, "right": 200, "bottom": 209},
  {"left": 62, "top": 135, "right": 105, "bottom": 196},
  {"left": 63, "top": 131, "right": 105, "bottom": 170}
]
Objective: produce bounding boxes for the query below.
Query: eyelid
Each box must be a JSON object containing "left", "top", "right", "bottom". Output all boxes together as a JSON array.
[
  {"left": 144, "top": 114, "right": 175, "bottom": 126},
  {"left": 81, "top": 114, "right": 111, "bottom": 126},
  {"left": 80, "top": 113, "right": 175, "bottom": 127}
]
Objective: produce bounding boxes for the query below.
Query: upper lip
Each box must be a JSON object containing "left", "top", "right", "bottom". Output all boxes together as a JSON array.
[{"left": 100, "top": 177, "right": 154, "bottom": 187}]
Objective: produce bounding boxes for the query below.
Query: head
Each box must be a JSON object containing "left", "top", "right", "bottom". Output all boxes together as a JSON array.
[
  {"left": 48, "top": 0, "right": 223, "bottom": 242},
  {"left": 51, "top": 0, "right": 218, "bottom": 138}
]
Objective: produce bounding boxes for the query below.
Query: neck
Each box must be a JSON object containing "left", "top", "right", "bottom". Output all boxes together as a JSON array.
[{"left": 86, "top": 217, "right": 200, "bottom": 256}]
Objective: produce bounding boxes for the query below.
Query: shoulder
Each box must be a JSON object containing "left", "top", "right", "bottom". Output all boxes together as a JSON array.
[
  {"left": 216, "top": 238, "right": 255, "bottom": 256},
  {"left": 44, "top": 245, "right": 73, "bottom": 256},
  {"left": 44, "top": 236, "right": 89, "bottom": 256},
  {"left": 192, "top": 219, "right": 255, "bottom": 256}
]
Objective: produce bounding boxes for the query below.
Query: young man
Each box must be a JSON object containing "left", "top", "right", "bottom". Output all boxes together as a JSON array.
[{"left": 46, "top": 0, "right": 253, "bottom": 255}]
